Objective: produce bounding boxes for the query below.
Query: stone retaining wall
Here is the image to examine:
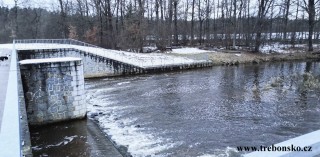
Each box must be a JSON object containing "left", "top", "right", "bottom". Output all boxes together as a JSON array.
[{"left": 20, "top": 59, "right": 86, "bottom": 125}]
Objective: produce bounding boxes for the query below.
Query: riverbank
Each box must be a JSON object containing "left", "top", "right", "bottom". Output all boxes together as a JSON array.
[{"left": 208, "top": 51, "right": 320, "bottom": 66}]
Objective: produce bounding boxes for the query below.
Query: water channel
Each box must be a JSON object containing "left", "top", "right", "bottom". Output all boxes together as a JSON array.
[{"left": 31, "top": 61, "right": 320, "bottom": 157}]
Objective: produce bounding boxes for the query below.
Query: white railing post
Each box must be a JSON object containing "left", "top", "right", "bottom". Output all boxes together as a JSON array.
[{"left": 15, "top": 38, "right": 101, "bottom": 49}]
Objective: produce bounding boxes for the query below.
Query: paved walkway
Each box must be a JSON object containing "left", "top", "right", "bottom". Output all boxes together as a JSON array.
[{"left": 0, "top": 48, "right": 11, "bottom": 131}]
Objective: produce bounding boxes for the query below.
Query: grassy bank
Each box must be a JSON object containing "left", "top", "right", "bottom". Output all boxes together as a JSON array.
[{"left": 208, "top": 51, "right": 320, "bottom": 66}]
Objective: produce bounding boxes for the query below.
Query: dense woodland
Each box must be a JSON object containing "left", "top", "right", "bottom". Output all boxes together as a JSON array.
[{"left": 1, "top": 0, "right": 320, "bottom": 52}]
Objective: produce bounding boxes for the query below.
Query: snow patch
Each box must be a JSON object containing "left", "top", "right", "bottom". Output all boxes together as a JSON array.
[
  {"left": 19, "top": 57, "right": 81, "bottom": 64},
  {"left": 171, "top": 48, "right": 212, "bottom": 54},
  {"left": 260, "top": 43, "right": 306, "bottom": 54}
]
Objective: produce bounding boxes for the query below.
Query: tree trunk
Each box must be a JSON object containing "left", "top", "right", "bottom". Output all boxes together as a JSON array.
[
  {"left": 191, "top": 0, "right": 195, "bottom": 45},
  {"left": 155, "top": 0, "right": 159, "bottom": 46},
  {"left": 308, "top": 0, "right": 315, "bottom": 51},
  {"left": 283, "top": 0, "right": 290, "bottom": 41},
  {"left": 232, "top": 0, "right": 237, "bottom": 49},
  {"left": 173, "top": 0, "right": 178, "bottom": 45},
  {"left": 254, "top": 0, "right": 272, "bottom": 52},
  {"left": 58, "top": 0, "right": 68, "bottom": 38},
  {"left": 137, "top": 0, "right": 145, "bottom": 52},
  {"left": 183, "top": 1, "right": 189, "bottom": 45},
  {"left": 198, "top": 0, "right": 202, "bottom": 45},
  {"left": 205, "top": 0, "right": 210, "bottom": 44},
  {"left": 291, "top": 1, "right": 299, "bottom": 47},
  {"left": 107, "top": 0, "right": 114, "bottom": 49}
]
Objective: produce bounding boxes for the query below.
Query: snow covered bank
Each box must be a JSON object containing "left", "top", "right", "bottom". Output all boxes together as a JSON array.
[
  {"left": 171, "top": 47, "right": 212, "bottom": 54},
  {"left": 260, "top": 43, "right": 311, "bottom": 54}
]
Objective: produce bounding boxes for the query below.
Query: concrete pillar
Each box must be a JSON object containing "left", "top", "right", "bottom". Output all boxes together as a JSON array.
[{"left": 19, "top": 57, "right": 86, "bottom": 125}]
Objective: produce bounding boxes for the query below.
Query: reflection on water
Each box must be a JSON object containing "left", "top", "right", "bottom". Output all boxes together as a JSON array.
[
  {"left": 31, "top": 61, "right": 320, "bottom": 157},
  {"left": 86, "top": 61, "right": 320, "bottom": 157},
  {"left": 30, "top": 120, "right": 90, "bottom": 156},
  {"left": 30, "top": 118, "right": 126, "bottom": 157}
]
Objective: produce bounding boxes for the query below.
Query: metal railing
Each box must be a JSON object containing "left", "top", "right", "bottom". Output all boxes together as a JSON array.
[
  {"left": 13, "top": 39, "right": 212, "bottom": 69},
  {"left": 14, "top": 38, "right": 99, "bottom": 48}
]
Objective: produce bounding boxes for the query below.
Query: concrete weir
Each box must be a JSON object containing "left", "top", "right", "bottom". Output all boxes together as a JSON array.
[
  {"left": 19, "top": 57, "right": 86, "bottom": 125},
  {"left": 17, "top": 48, "right": 213, "bottom": 78}
]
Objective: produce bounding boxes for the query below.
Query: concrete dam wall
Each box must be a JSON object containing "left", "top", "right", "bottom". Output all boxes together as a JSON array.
[{"left": 18, "top": 49, "right": 137, "bottom": 78}]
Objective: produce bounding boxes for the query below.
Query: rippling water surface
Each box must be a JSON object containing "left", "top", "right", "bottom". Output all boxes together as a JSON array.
[
  {"left": 86, "top": 61, "right": 320, "bottom": 157},
  {"left": 31, "top": 61, "right": 320, "bottom": 157}
]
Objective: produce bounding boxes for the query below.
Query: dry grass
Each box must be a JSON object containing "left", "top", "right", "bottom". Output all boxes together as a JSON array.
[{"left": 209, "top": 51, "right": 320, "bottom": 65}]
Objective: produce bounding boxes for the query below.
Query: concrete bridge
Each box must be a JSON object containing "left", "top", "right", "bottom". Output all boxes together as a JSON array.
[
  {"left": 0, "top": 39, "right": 319, "bottom": 157},
  {"left": 13, "top": 39, "right": 212, "bottom": 78}
]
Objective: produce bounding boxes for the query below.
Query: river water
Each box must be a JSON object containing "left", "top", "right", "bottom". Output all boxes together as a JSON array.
[{"left": 31, "top": 61, "right": 320, "bottom": 157}]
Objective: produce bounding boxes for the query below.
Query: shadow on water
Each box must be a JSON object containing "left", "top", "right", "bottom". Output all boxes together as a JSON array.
[
  {"left": 30, "top": 119, "right": 90, "bottom": 156},
  {"left": 30, "top": 119, "right": 123, "bottom": 157}
]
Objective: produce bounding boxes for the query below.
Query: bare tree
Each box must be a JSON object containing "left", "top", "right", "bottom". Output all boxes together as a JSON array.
[
  {"left": 168, "top": 0, "right": 173, "bottom": 46},
  {"left": 254, "top": 0, "right": 273, "bottom": 52},
  {"left": 58, "top": 0, "right": 68, "bottom": 38},
  {"left": 198, "top": 0, "right": 205, "bottom": 45},
  {"left": 11, "top": 0, "right": 19, "bottom": 39},
  {"left": 302, "top": 0, "right": 316, "bottom": 51},
  {"left": 205, "top": 0, "right": 211, "bottom": 44},
  {"left": 182, "top": 0, "right": 189, "bottom": 45},
  {"left": 232, "top": 0, "right": 237, "bottom": 49},
  {"left": 100, "top": 0, "right": 115, "bottom": 48},
  {"left": 291, "top": 0, "right": 300, "bottom": 47},
  {"left": 173, "top": 0, "right": 178, "bottom": 45},
  {"left": 137, "top": 0, "right": 145, "bottom": 52},
  {"left": 2, "top": 0, "right": 320, "bottom": 54},
  {"left": 190, "top": 0, "right": 195, "bottom": 45},
  {"left": 282, "top": 0, "right": 291, "bottom": 41}
]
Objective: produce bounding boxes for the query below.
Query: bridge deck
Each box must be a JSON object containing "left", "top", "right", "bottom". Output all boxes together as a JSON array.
[
  {"left": 0, "top": 47, "right": 21, "bottom": 157},
  {"left": 0, "top": 48, "right": 11, "bottom": 131},
  {"left": 0, "top": 43, "right": 211, "bottom": 69}
]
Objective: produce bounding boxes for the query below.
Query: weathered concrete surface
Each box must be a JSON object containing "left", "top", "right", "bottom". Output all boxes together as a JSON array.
[
  {"left": 20, "top": 58, "right": 86, "bottom": 125},
  {"left": 86, "top": 119, "right": 123, "bottom": 157},
  {"left": 17, "top": 63, "right": 33, "bottom": 157}
]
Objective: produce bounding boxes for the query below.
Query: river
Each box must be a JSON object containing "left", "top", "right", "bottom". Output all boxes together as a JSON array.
[{"left": 31, "top": 61, "right": 320, "bottom": 157}]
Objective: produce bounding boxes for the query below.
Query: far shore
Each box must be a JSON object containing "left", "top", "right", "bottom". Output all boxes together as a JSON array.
[
  {"left": 166, "top": 45, "right": 320, "bottom": 66},
  {"left": 208, "top": 51, "right": 320, "bottom": 66}
]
